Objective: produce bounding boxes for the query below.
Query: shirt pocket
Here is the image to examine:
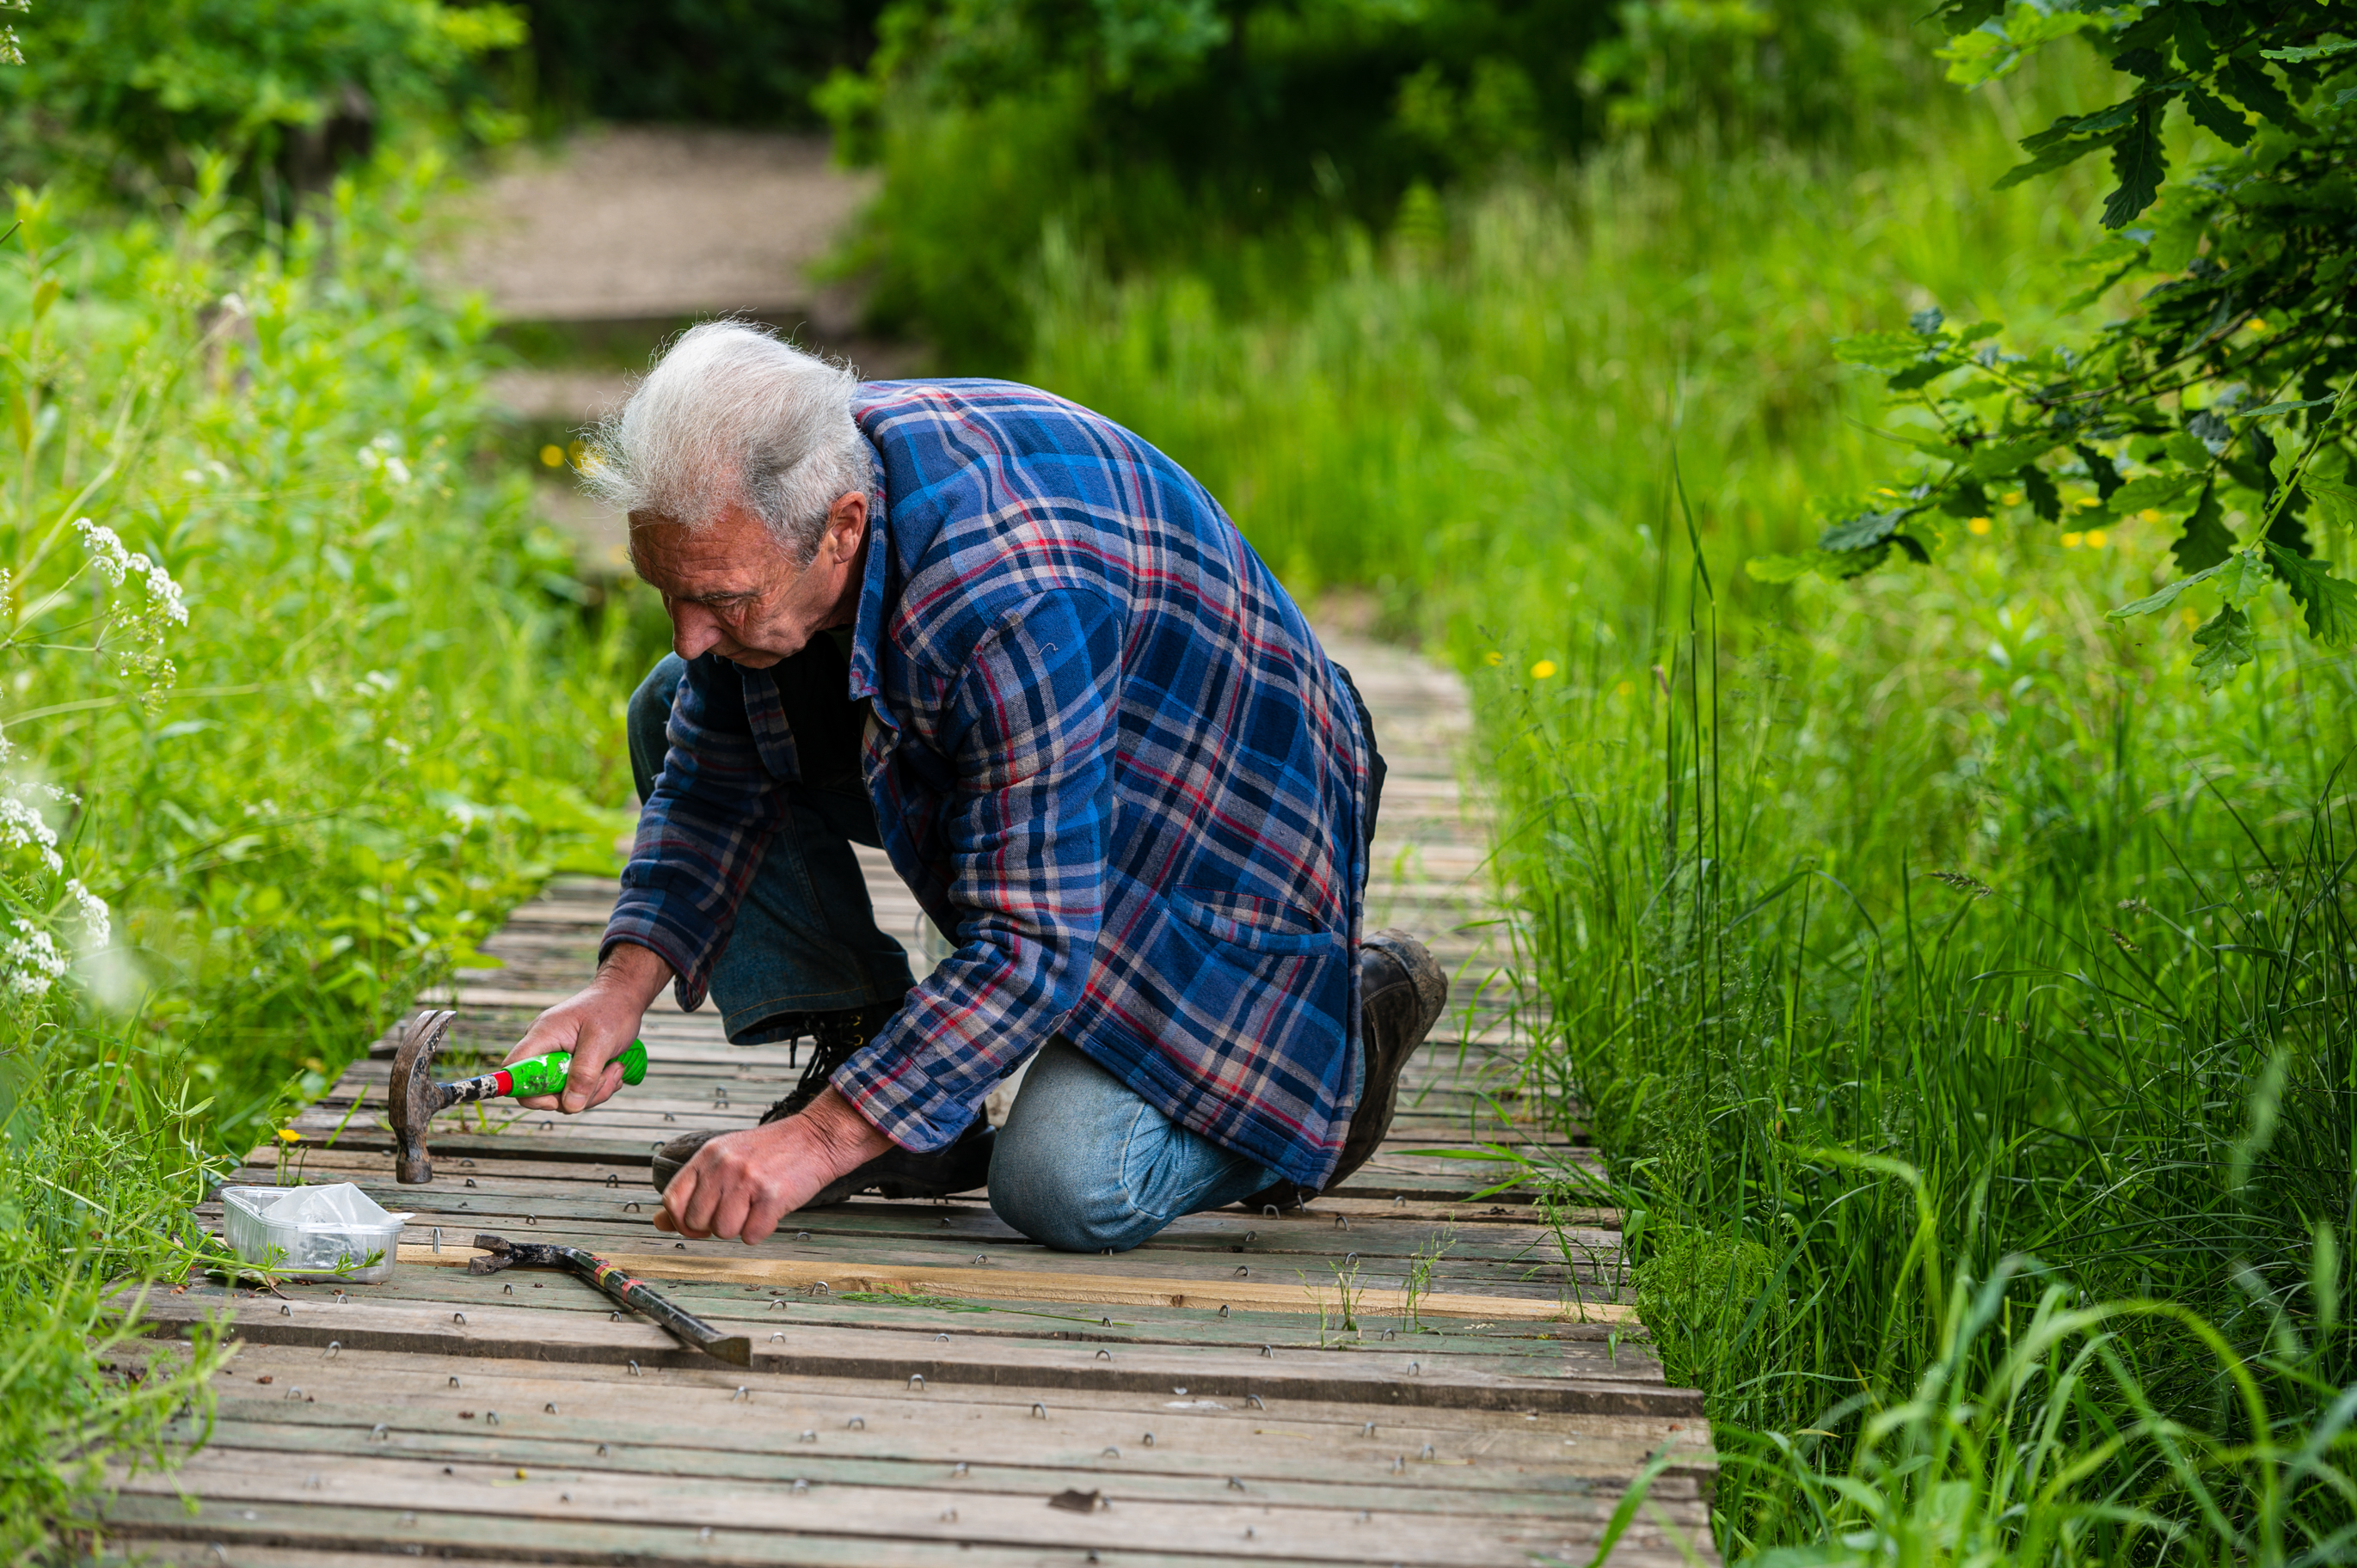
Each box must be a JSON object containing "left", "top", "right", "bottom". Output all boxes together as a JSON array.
[{"left": 1165, "top": 883, "right": 1336, "bottom": 956}]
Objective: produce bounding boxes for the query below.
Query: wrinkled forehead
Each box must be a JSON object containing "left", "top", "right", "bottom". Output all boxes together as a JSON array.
[{"left": 627, "top": 511, "right": 792, "bottom": 593}]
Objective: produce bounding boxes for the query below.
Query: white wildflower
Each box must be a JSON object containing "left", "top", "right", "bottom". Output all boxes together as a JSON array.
[
  {"left": 140, "top": 555, "right": 187, "bottom": 626},
  {"left": 0, "top": 793, "right": 63, "bottom": 875},
  {"left": 76, "top": 518, "right": 132, "bottom": 586},
  {"left": 63, "top": 877, "right": 108, "bottom": 949},
  {"left": 360, "top": 435, "right": 413, "bottom": 488},
  {"left": 4, "top": 921, "right": 67, "bottom": 996}
]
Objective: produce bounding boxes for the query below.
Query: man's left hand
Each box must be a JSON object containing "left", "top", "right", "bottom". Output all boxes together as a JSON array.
[{"left": 655, "top": 1087, "right": 891, "bottom": 1246}]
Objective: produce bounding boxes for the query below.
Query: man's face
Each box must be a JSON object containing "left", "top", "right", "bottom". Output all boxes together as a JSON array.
[{"left": 630, "top": 496, "right": 866, "bottom": 669}]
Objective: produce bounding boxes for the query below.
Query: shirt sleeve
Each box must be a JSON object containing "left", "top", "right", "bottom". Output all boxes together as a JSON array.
[
  {"left": 832, "top": 589, "right": 1119, "bottom": 1150},
  {"left": 601, "top": 655, "right": 782, "bottom": 1010}
]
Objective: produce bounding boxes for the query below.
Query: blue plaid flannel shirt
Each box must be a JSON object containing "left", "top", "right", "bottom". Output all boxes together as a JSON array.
[{"left": 605, "top": 380, "right": 1373, "bottom": 1187}]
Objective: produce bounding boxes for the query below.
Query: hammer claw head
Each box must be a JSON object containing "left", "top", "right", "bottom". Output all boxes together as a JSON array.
[{"left": 386, "top": 1008, "right": 459, "bottom": 1185}]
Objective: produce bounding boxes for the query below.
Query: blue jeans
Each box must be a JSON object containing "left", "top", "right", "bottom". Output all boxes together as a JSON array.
[
  {"left": 989, "top": 1038, "right": 1288, "bottom": 1252},
  {"left": 627, "top": 652, "right": 1287, "bottom": 1251}
]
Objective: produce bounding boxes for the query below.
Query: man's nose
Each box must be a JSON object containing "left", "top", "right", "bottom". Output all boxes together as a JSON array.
[{"left": 670, "top": 603, "right": 727, "bottom": 661}]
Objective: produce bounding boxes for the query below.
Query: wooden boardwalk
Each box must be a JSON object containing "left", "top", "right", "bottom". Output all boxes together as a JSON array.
[{"left": 114, "top": 632, "right": 1716, "bottom": 1567}]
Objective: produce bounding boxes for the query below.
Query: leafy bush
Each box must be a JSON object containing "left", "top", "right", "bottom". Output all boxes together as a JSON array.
[
  {"left": 0, "top": 0, "right": 527, "bottom": 193},
  {"left": 0, "top": 150, "right": 637, "bottom": 1549},
  {"left": 3, "top": 159, "right": 633, "bottom": 1138},
  {"left": 826, "top": 0, "right": 1944, "bottom": 366},
  {"left": 1793, "top": 1, "right": 2357, "bottom": 686},
  {"left": 523, "top": 0, "right": 883, "bottom": 128}
]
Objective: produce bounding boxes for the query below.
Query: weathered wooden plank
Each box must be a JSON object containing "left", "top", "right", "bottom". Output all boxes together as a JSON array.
[
  {"left": 107, "top": 1446, "right": 1707, "bottom": 1568},
  {"left": 195, "top": 1341, "right": 1709, "bottom": 1457},
  {"left": 155, "top": 1291, "right": 1667, "bottom": 1408},
  {"left": 176, "top": 1413, "right": 1706, "bottom": 1515},
  {"left": 97, "top": 1493, "right": 1700, "bottom": 1568}
]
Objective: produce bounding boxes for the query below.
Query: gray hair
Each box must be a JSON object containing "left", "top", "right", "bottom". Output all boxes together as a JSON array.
[{"left": 582, "top": 322, "right": 871, "bottom": 563}]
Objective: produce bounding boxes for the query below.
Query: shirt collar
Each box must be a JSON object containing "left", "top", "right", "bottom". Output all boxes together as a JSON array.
[{"left": 845, "top": 438, "right": 892, "bottom": 719}]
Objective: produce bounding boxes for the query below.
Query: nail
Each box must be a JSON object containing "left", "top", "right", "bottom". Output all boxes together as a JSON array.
[
  {"left": 908, "top": 1374, "right": 925, "bottom": 1390},
  {"left": 1096, "top": 1349, "right": 1111, "bottom": 1361},
  {"left": 1247, "top": 1394, "right": 1265, "bottom": 1409},
  {"left": 545, "top": 1402, "right": 559, "bottom": 1414},
  {"left": 1031, "top": 1403, "right": 1047, "bottom": 1418},
  {"left": 847, "top": 1417, "right": 864, "bottom": 1429},
  {"left": 451, "top": 1312, "right": 465, "bottom": 1325}
]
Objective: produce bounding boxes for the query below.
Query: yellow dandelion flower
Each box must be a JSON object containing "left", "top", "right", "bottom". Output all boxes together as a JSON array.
[
  {"left": 1484, "top": 651, "right": 1503, "bottom": 667},
  {"left": 1530, "top": 660, "right": 1557, "bottom": 680},
  {"left": 2077, "top": 496, "right": 2101, "bottom": 509},
  {"left": 2060, "top": 532, "right": 2084, "bottom": 548},
  {"left": 1615, "top": 679, "right": 1636, "bottom": 697},
  {"left": 2085, "top": 530, "right": 2108, "bottom": 549},
  {"left": 1875, "top": 487, "right": 1898, "bottom": 498},
  {"left": 538, "top": 444, "right": 563, "bottom": 469},
  {"left": 2002, "top": 491, "right": 2023, "bottom": 506},
  {"left": 2243, "top": 318, "right": 2271, "bottom": 334},
  {"left": 1967, "top": 518, "right": 1992, "bottom": 536},
  {"left": 2139, "top": 508, "right": 2163, "bottom": 524},
  {"left": 276, "top": 1129, "right": 301, "bottom": 1144}
]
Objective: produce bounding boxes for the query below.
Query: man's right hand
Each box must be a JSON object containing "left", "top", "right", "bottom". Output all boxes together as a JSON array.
[{"left": 505, "top": 943, "right": 674, "bottom": 1115}]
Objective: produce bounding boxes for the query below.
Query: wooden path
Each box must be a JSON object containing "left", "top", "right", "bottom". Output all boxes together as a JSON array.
[{"left": 114, "top": 632, "right": 1716, "bottom": 1566}]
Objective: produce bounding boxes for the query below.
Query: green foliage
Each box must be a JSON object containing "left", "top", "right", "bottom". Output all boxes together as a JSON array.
[
  {"left": 1, "top": 0, "right": 527, "bottom": 193},
  {"left": 1806, "top": 1, "right": 2357, "bottom": 687},
  {"left": 522, "top": 0, "right": 882, "bottom": 129},
  {"left": 828, "top": 0, "right": 1941, "bottom": 367},
  {"left": 1022, "top": 51, "right": 2357, "bottom": 1552},
  {"left": 0, "top": 1022, "right": 234, "bottom": 1560},
  {"left": 1633, "top": 1225, "right": 1783, "bottom": 1396},
  {"left": 0, "top": 152, "right": 634, "bottom": 1548},
  {"left": 1, "top": 159, "right": 631, "bottom": 1142}
]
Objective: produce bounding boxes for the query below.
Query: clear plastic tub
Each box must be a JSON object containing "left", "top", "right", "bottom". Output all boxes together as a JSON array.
[{"left": 221, "top": 1183, "right": 410, "bottom": 1284}]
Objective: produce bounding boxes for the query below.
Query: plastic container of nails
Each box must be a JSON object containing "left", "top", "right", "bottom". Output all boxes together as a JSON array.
[{"left": 220, "top": 1183, "right": 410, "bottom": 1284}]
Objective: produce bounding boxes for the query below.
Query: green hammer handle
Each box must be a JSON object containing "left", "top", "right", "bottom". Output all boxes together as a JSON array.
[
  {"left": 435, "top": 1039, "right": 648, "bottom": 1106},
  {"left": 503, "top": 1038, "right": 648, "bottom": 1099}
]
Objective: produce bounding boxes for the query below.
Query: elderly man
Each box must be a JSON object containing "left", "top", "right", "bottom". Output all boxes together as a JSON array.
[{"left": 504, "top": 322, "right": 1444, "bottom": 1253}]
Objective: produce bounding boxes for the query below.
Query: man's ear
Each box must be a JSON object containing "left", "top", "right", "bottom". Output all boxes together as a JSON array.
[{"left": 826, "top": 491, "right": 868, "bottom": 560}]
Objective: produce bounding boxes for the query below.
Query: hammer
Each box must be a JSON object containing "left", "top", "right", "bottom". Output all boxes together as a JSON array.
[
  {"left": 386, "top": 1010, "right": 648, "bottom": 1185},
  {"left": 469, "top": 1233, "right": 752, "bottom": 1366}
]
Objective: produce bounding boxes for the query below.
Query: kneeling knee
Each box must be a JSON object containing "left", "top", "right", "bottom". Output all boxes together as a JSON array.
[{"left": 988, "top": 1142, "right": 1154, "bottom": 1254}]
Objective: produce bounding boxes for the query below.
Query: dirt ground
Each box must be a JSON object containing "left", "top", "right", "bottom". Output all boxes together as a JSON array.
[{"left": 432, "top": 126, "right": 875, "bottom": 328}]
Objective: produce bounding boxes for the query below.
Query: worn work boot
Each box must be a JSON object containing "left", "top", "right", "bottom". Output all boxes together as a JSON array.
[
  {"left": 1242, "top": 928, "right": 1448, "bottom": 1210},
  {"left": 650, "top": 1006, "right": 995, "bottom": 1204}
]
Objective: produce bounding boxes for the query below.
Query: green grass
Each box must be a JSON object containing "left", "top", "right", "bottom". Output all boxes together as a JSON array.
[
  {"left": 1021, "top": 70, "right": 2357, "bottom": 1565},
  {"left": 0, "top": 153, "right": 643, "bottom": 1552}
]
